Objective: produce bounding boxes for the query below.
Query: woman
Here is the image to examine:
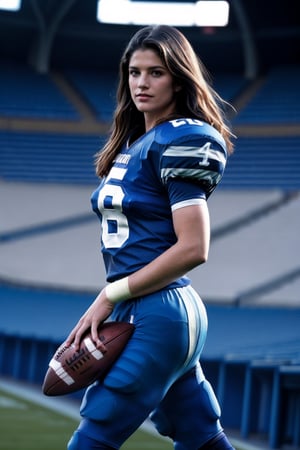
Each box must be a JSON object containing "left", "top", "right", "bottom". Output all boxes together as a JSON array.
[{"left": 66, "top": 25, "right": 235, "bottom": 450}]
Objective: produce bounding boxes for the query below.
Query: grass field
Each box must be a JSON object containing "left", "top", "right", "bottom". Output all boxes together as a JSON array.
[
  {"left": 0, "top": 387, "right": 172, "bottom": 450},
  {"left": 0, "top": 384, "right": 246, "bottom": 450}
]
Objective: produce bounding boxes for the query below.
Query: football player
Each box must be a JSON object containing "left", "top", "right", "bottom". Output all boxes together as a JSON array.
[{"left": 66, "top": 25, "right": 235, "bottom": 450}]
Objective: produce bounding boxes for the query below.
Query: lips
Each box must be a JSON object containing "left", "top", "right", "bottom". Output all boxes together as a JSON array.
[{"left": 136, "top": 94, "right": 152, "bottom": 100}]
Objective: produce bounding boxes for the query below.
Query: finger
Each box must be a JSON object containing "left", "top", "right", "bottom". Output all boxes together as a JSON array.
[
  {"left": 64, "top": 327, "right": 78, "bottom": 347},
  {"left": 73, "top": 325, "right": 86, "bottom": 351},
  {"left": 65, "top": 317, "right": 88, "bottom": 348},
  {"left": 91, "top": 321, "right": 106, "bottom": 352},
  {"left": 91, "top": 321, "right": 101, "bottom": 346}
]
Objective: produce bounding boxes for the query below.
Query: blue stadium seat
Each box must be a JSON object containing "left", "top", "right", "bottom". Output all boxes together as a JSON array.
[
  {"left": 234, "top": 66, "right": 300, "bottom": 124},
  {"left": 0, "top": 131, "right": 104, "bottom": 183},
  {"left": 213, "top": 73, "right": 248, "bottom": 102},
  {"left": 221, "top": 136, "right": 300, "bottom": 190},
  {"left": 1, "top": 131, "right": 299, "bottom": 189},
  {"left": 64, "top": 69, "right": 117, "bottom": 122},
  {"left": 269, "top": 364, "right": 300, "bottom": 448},
  {"left": 241, "top": 360, "right": 288, "bottom": 442},
  {"left": 0, "top": 62, "right": 79, "bottom": 120}
]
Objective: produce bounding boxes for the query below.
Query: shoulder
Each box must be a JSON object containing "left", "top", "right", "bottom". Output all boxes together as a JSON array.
[
  {"left": 154, "top": 118, "right": 226, "bottom": 150},
  {"left": 155, "top": 119, "right": 227, "bottom": 197}
]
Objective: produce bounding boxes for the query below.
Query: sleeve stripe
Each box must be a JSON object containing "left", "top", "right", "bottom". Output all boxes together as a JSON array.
[
  {"left": 171, "top": 198, "right": 206, "bottom": 212},
  {"left": 161, "top": 167, "right": 222, "bottom": 184},
  {"left": 162, "top": 144, "right": 226, "bottom": 166}
]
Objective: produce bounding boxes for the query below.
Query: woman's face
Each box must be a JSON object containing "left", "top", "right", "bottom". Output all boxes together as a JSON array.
[{"left": 128, "top": 48, "right": 179, "bottom": 130}]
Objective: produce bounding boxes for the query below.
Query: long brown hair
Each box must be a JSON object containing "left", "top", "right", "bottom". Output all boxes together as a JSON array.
[{"left": 95, "top": 25, "right": 234, "bottom": 177}]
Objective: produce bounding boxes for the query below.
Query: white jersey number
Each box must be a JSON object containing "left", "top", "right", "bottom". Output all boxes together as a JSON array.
[{"left": 97, "top": 184, "right": 129, "bottom": 248}]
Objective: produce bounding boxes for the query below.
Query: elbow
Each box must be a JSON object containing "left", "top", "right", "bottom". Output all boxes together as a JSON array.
[
  {"left": 199, "top": 253, "right": 208, "bottom": 265},
  {"left": 195, "top": 240, "right": 209, "bottom": 265},
  {"left": 195, "top": 251, "right": 208, "bottom": 266},
  {"left": 187, "top": 245, "right": 208, "bottom": 268}
]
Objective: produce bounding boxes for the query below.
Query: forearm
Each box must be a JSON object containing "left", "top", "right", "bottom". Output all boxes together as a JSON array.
[
  {"left": 106, "top": 203, "right": 210, "bottom": 303},
  {"left": 129, "top": 241, "right": 204, "bottom": 297},
  {"left": 106, "top": 238, "right": 207, "bottom": 303}
]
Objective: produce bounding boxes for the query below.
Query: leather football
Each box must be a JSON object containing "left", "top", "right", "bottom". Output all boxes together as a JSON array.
[{"left": 42, "top": 321, "right": 135, "bottom": 396}]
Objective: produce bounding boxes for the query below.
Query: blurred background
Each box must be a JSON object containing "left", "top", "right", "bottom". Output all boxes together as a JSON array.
[{"left": 0, "top": 1, "right": 300, "bottom": 449}]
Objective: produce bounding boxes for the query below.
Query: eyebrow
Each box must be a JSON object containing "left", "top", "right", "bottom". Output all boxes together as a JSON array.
[{"left": 129, "top": 65, "right": 166, "bottom": 70}]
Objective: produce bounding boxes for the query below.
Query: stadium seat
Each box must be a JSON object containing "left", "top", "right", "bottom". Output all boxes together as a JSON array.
[
  {"left": 269, "top": 365, "right": 300, "bottom": 448},
  {"left": 0, "top": 62, "right": 79, "bottom": 120},
  {"left": 233, "top": 66, "right": 300, "bottom": 125}
]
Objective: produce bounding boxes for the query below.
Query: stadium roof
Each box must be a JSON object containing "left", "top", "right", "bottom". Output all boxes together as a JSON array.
[{"left": 0, "top": 0, "right": 299, "bottom": 76}]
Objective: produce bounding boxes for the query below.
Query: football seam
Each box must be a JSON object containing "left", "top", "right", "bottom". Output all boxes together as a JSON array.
[{"left": 100, "top": 325, "right": 135, "bottom": 345}]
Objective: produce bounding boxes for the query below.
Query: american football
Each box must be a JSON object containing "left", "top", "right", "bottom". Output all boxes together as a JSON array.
[{"left": 42, "top": 321, "right": 135, "bottom": 396}]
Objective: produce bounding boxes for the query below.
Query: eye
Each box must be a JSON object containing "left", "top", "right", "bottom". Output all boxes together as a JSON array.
[
  {"left": 151, "top": 70, "right": 163, "bottom": 77},
  {"left": 129, "top": 69, "right": 139, "bottom": 77}
]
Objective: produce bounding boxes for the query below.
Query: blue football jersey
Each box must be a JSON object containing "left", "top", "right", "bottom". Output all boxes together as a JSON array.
[{"left": 91, "top": 118, "right": 227, "bottom": 283}]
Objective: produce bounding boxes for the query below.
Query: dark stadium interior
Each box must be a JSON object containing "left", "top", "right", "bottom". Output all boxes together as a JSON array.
[
  {"left": 0, "top": 0, "right": 299, "bottom": 74},
  {"left": 0, "top": 1, "right": 300, "bottom": 449}
]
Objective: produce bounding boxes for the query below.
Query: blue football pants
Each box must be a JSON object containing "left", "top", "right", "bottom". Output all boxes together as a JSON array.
[{"left": 67, "top": 286, "right": 226, "bottom": 450}]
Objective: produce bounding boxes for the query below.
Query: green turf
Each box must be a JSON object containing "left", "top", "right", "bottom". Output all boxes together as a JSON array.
[{"left": 0, "top": 388, "right": 172, "bottom": 450}]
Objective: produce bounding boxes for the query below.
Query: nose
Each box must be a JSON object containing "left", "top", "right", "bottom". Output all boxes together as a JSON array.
[{"left": 138, "top": 72, "right": 149, "bottom": 88}]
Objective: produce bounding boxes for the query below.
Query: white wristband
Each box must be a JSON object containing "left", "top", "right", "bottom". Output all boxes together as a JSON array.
[{"left": 105, "top": 277, "right": 131, "bottom": 303}]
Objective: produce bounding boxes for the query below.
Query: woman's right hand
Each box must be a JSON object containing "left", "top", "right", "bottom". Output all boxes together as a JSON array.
[{"left": 64, "top": 288, "right": 115, "bottom": 352}]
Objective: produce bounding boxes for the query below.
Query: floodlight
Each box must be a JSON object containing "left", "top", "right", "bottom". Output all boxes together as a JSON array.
[
  {"left": 0, "top": 0, "right": 21, "bottom": 11},
  {"left": 97, "top": 0, "right": 229, "bottom": 27}
]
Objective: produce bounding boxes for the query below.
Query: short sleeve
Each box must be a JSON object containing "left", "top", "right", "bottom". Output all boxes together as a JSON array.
[
  {"left": 160, "top": 136, "right": 227, "bottom": 199},
  {"left": 167, "top": 178, "right": 207, "bottom": 211}
]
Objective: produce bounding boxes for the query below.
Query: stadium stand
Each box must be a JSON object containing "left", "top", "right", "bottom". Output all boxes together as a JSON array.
[
  {"left": 0, "top": 62, "right": 79, "bottom": 120},
  {"left": 222, "top": 136, "right": 300, "bottom": 190},
  {"left": 212, "top": 73, "right": 249, "bottom": 103},
  {"left": 1, "top": 132, "right": 299, "bottom": 189},
  {"left": 0, "top": 131, "right": 102, "bottom": 183},
  {"left": 241, "top": 360, "right": 300, "bottom": 448},
  {"left": 233, "top": 66, "right": 300, "bottom": 125},
  {"left": 64, "top": 69, "right": 117, "bottom": 122}
]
